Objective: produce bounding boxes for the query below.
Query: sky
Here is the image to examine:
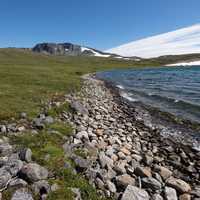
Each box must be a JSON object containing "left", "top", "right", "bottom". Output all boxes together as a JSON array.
[{"left": 0, "top": 0, "right": 200, "bottom": 50}]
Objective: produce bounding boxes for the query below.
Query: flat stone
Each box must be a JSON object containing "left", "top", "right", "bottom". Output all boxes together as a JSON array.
[
  {"left": 166, "top": 177, "right": 191, "bottom": 193},
  {"left": 99, "top": 152, "right": 113, "bottom": 168},
  {"left": 11, "top": 188, "right": 33, "bottom": 200},
  {"left": 116, "top": 174, "right": 135, "bottom": 189},
  {"left": 135, "top": 166, "right": 152, "bottom": 177},
  {"left": 154, "top": 165, "right": 173, "bottom": 180},
  {"left": 121, "top": 185, "right": 149, "bottom": 200},
  {"left": 142, "top": 177, "right": 162, "bottom": 191},
  {"left": 19, "top": 148, "right": 32, "bottom": 163},
  {"left": 19, "top": 163, "right": 48, "bottom": 182},
  {"left": 179, "top": 194, "right": 191, "bottom": 200},
  {"left": 164, "top": 187, "right": 178, "bottom": 200}
]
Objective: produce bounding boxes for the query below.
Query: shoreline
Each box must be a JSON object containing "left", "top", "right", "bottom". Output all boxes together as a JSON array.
[{"left": 64, "top": 74, "right": 200, "bottom": 199}]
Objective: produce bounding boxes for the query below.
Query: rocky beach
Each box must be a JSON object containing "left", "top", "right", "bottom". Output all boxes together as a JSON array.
[
  {"left": 0, "top": 74, "right": 199, "bottom": 200},
  {"left": 64, "top": 74, "right": 200, "bottom": 200}
]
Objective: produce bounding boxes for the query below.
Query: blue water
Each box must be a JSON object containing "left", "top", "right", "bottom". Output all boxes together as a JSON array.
[{"left": 97, "top": 66, "right": 200, "bottom": 123}]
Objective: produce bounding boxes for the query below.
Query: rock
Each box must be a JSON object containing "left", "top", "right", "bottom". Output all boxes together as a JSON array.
[
  {"left": 143, "top": 154, "right": 154, "bottom": 165},
  {"left": 166, "top": 177, "right": 191, "bottom": 193},
  {"left": 142, "top": 177, "right": 162, "bottom": 191},
  {"left": 120, "top": 147, "right": 131, "bottom": 155},
  {"left": 32, "top": 180, "right": 50, "bottom": 196},
  {"left": 179, "top": 194, "right": 191, "bottom": 200},
  {"left": 71, "top": 187, "right": 82, "bottom": 200},
  {"left": 121, "top": 185, "right": 149, "bottom": 200},
  {"left": 96, "top": 129, "right": 104, "bottom": 136},
  {"left": 154, "top": 165, "right": 172, "bottom": 180},
  {"left": 73, "top": 156, "right": 91, "bottom": 172},
  {"left": 19, "top": 163, "right": 48, "bottom": 182},
  {"left": 152, "top": 194, "right": 164, "bottom": 200},
  {"left": 9, "top": 178, "right": 28, "bottom": 188},
  {"left": 0, "top": 168, "right": 11, "bottom": 188},
  {"left": 19, "top": 148, "right": 32, "bottom": 162},
  {"left": 114, "top": 162, "right": 126, "bottom": 175},
  {"left": 76, "top": 131, "right": 89, "bottom": 140},
  {"left": 115, "top": 174, "right": 135, "bottom": 189},
  {"left": 70, "top": 101, "right": 88, "bottom": 115},
  {"left": 164, "top": 187, "right": 178, "bottom": 200},
  {"left": 135, "top": 166, "right": 152, "bottom": 177},
  {"left": 99, "top": 152, "right": 113, "bottom": 168},
  {"left": 0, "top": 125, "right": 7, "bottom": 133},
  {"left": 106, "top": 180, "right": 116, "bottom": 193},
  {"left": 51, "top": 183, "right": 60, "bottom": 192},
  {"left": 33, "top": 118, "right": 45, "bottom": 129},
  {"left": 20, "top": 112, "right": 27, "bottom": 119},
  {"left": 44, "top": 116, "right": 54, "bottom": 124},
  {"left": 96, "top": 177, "right": 105, "bottom": 190},
  {"left": 0, "top": 143, "right": 12, "bottom": 156},
  {"left": 11, "top": 188, "right": 33, "bottom": 200}
]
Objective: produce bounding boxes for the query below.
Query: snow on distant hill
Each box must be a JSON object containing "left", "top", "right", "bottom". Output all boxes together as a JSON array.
[
  {"left": 166, "top": 60, "right": 200, "bottom": 66},
  {"left": 107, "top": 24, "right": 200, "bottom": 58}
]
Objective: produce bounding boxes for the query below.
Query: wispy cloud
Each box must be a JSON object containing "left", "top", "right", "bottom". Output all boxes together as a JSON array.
[{"left": 107, "top": 24, "right": 200, "bottom": 58}]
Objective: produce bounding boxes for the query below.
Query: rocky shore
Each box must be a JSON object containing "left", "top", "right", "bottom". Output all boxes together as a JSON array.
[
  {"left": 0, "top": 74, "right": 199, "bottom": 199},
  {"left": 64, "top": 74, "right": 200, "bottom": 200}
]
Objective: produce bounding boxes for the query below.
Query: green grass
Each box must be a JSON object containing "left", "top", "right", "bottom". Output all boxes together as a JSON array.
[{"left": 0, "top": 48, "right": 160, "bottom": 120}]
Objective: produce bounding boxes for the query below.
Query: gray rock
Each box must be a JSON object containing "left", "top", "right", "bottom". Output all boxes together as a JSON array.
[
  {"left": 19, "top": 163, "right": 48, "bottom": 182},
  {"left": 152, "top": 194, "right": 164, "bottom": 200},
  {"left": 99, "top": 152, "right": 113, "bottom": 168},
  {"left": 106, "top": 180, "right": 116, "bottom": 193},
  {"left": 164, "top": 187, "right": 178, "bottom": 200},
  {"left": 116, "top": 174, "right": 135, "bottom": 189},
  {"left": 11, "top": 188, "right": 33, "bottom": 200},
  {"left": 0, "top": 168, "right": 11, "bottom": 188},
  {"left": 154, "top": 165, "right": 172, "bottom": 180},
  {"left": 3, "top": 159, "right": 23, "bottom": 176},
  {"left": 33, "top": 118, "right": 45, "bottom": 129},
  {"left": 121, "top": 185, "right": 149, "bottom": 200},
  {"left": 73, "top": 156, "right": 91, "bottom": 172},
  {"left": 51, "top": 183, "right": 60, "bottom": 192},
  {"left": 142, "top": 177, "right": 162, "bottom": 191},
  {"left": 0, "top": 125, "right": 7, "bottom": 133},
  {"left": 76, "top": 131, "right": 89, "bottom": 140},
  {"left": 71, "top": 187, "right": 82, "bottom": 200},
  {"left": 71, "top": 101, "right": 88, "bottom": 115},
  {"left": 0, "top": 143, "right": 12, "bottom": 156},
  {"left": 32, "top": 180, "right": 50, "bottom": 195},
  {"left": 44, "top": 116, "right": 54, "bottom": 124},
  {"left": 9, "top": 178, "right": 28, "bottom": 188},
  {"left": 19, "top": 148, "right": 32, "bottom": 163},
  {"left": 20, "top": 112, "right": 27, "bottom": 119}
]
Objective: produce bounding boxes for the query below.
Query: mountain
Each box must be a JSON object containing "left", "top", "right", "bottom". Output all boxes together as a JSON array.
[
  {"left": 107, "top": 24, "right": 200, "bottom": 58},
  {"left": 32, "top": 42, "right": 118, "bottom": 58}
]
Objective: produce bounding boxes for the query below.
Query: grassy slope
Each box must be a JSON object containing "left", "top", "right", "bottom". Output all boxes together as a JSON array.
[{"left": 0, "top": 48, "right": 160, "bottom": 120}]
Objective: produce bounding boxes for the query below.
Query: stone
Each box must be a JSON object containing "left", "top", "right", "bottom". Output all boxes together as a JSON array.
[
  {"left": 44, "top": 116, "right": 54, "bottom": 124},
  {"left": 106, "top": 180, "right": 116, "bottom": 193},
  {"left": 142, "top": 177, "right": 162, "bottom": 191},
  {"left": 32, "top": 180, "right": 50, "bottom": 195},
  {"left": 9, "top": 178, "right": 28, "bottom": 188},
  {"left": 11, "top": 188, "right": 33, "bottom": 200},
  {"left": 135, "top": 166, "right": 152, "bottom": 177},
  {"left": 19, "top": 163, "right": 48, "bottom": 182},
  {"left": 51, "top": 183, "right": 60, "bottom": 192},
  {"left": 99, "top": 152, "right": 113, "bottom": 168},
  {"left": 33, "top": 118, "right": 45, "bottom": 129},
  {"left": 20, "top": 112, "right": 27, "bottom": 119},
  {"left": 121, "top": 185, "right": 149, "bottom": 200},
  {"left": 73, "top": 156, "right": 91, "bottom": 171},
  {"left": 0, "top": 143, "right": 12, "bottom": 156},
  {"left": 76, "top": 131, "right": 89, "bottom": 140},
  {"left": 115, "top": 174, "right": 135, "bottom": 189},
  {"left": 164, "top": 187, "right": 178, "bottom": 200},
  {"left": 17, "top": 126, "right": 26, "bottom": 132},
  {"left": 143, "top": 154, "right": 154, "bottom": 165},
  {"left": 96, "top": 129, "right": 104, "bottom": 136},
  {"left": 0, "top": 168, "right": 11, "bottom": 188},
  {"left": 152, "top": 194, "right": 164, "bottom": 200},
  {"left": 71, "top": 187, "right": 82, "bottom": 200},
  {"left": 166, "top": 177, "right": 191, "bottom": 193},
  {"left": 154, "top": 165, "right": 172, "bottom": 180},
  {"left": 19, "top": 148, "right": 32, "bottom": 162},
  {"left": 70, "top": 101, "right": 88, "bottom": 115},
  {"left": 179, "top": 194, "right": 191, "bottom": 200},
  {"left": 120, "top": 147, "right": 131, "bottom": 155},
  {"left": 0, "top": 125, "right": 7, "bottom": 133},
  {"left": 114, "top": 162, "right": 126, "bottom": 175}
]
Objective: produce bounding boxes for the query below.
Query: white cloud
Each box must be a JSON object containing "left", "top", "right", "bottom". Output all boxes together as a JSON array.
[{"left": 106, "top": 24, "right": 200, "bottom": 58}]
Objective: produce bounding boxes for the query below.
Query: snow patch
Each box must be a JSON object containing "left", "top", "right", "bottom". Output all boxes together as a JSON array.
[
  {"left": 107, "top": 24, "right": 200, "bottom": 58},
  {"left": 81, "top": 47, "right": 110, "bottom": 58},
  {"left": 166, "top": 60, "right": 200, "bottom": 66}
]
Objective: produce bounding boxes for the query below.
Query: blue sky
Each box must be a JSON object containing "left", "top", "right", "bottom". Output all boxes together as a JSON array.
[{"left": 0, "top": 0, "right": 200, "bottom": 50}]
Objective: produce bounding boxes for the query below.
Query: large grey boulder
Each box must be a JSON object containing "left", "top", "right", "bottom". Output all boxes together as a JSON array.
[
  {"left": 121, "top": 185, "right": 149, "bottom": 200},
  {"left": 11, "top": 188, "right": 33, "bottom": 200},
  {"left": 19, "top": 163, "right": 48, "bottom": 182},
  {"left": 3, "top": 159, "right": 23, "bottom": 176},
  {"left": 19, "top": 148, "right": 32, "bottom": 163}
]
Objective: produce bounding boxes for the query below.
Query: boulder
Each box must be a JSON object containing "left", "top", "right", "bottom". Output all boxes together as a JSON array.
[
  {"left": 106, "top": 180, "right": 116, "bottom": 193},
  {"left": 11, "top": 188, "right": 33, "bottom": 200},
  {"left": 0, "top": 143, "right": 12, "bottom": 156},
  {"left": 19, "top": 148, "right": 32, "bottom": 163},
  {"left": 164, "top": 187, "right": 178, "bottom": 200},
  {"left": 121, "top": 185, "right": 149, "bottom": 200},
  {"left": 142, "top": 177, "right": 162, "bottom": 191},
  {"left": 166, "top": 177, "right": 191, "bottom": 193},
  {"left": 154, "top": 165, "right": 172, "bottom": 180},
  {"left": 115, "top": 174, "right": 135, "bottom": 189},
  {"left": 0, "top": 168, "right": 11, "bottom": 188},
  {"left": 9, "top": 178, "right": 28, "bottom": 188},
  {"left": 3, "top": 159, "right": 23, "bottom": 176},
  {"left": 99, "top": 152, "right": 113, "bottom": 168},
  {"left": 135, "top": 166, "right": 152, "bottom": 177},
  {"left": 32, "top": 180, "right": 50, "bottom": 196},
  {"left": 19, "top": 163, "right": 48, "bottom": 182}
]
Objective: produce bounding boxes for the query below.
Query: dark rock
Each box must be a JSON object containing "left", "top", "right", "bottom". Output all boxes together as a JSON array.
[
  {"left": 142, "top": 177, "right": 162, "bottom": 191},
  {"left": 19, "top": 148, "right": 32, "bottom": 162},
  {"left": 73, "top": 156, "right": 91, "bottom": 172}
]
